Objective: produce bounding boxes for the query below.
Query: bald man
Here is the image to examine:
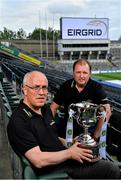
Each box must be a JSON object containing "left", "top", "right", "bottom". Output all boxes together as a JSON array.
[{"left": 7, "top": 71, "right": 120, "bottom": 179}]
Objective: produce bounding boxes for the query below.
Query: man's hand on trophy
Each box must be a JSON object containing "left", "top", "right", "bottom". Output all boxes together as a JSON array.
[
  {"left": 98, "top": 105, "right": 106, "bottom": 121},
  {"left": 68, "top": 142, "right": 93, "bottom": 163},
  {"left": 73, "top": 136, "right": 79, "bottom": 143},
  {"left": 58, "top": 137, "right": 67, "bottom": 146}
]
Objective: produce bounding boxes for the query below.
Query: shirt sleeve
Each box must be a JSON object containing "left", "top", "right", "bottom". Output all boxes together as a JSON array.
[
  {"left": 94, "top": 82, "right": 108, "bottom": 104},
  {"left": 8, "top": 113, "right": 39, "bottom": 156}
]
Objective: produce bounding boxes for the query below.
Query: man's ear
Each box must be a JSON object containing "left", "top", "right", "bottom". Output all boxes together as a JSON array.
[
  {"left": 21, "top": 88, "right": 24, "bottom": 95},
  {"left": 23, "top": 88, "right": 27, "bottom": 96}
]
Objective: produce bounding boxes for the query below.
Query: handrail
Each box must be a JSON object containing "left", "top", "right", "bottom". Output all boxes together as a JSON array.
[{"left": 108, "top": 99, "right": 121, "bottom": 113}]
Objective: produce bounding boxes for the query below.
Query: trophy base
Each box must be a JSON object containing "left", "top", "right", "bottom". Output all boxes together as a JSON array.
[{"left": 78, "top": 143, "right": 100, "bottom": 162}]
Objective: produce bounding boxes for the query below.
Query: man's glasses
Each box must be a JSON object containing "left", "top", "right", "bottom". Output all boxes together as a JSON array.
[{"left": 25, "top": 85, "right": 48, "bottom": 92}]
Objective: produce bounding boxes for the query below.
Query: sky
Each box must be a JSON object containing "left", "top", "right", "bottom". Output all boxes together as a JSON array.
[{"left": 0, "top": 0, "right": 121, "bottom": 40}]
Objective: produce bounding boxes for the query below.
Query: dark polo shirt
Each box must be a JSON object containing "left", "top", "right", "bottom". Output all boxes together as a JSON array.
[
  {"left": 7, "top": 101, "right": 68, "bottom": 174},
  {"left": 7, "top": 101, "right": 66, "bottom": 155},
  {"left": 53, "top": 78, "right": 108, "bottom": 137}
]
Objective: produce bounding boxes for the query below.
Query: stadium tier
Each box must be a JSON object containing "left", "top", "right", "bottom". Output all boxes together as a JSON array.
[{"left": 0, "top": 54, "right": 121, "bottom": 179}]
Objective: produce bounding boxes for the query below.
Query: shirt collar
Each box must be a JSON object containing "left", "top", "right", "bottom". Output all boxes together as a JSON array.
[
  {"left": 71, "top": 79, "right": 76, "bottom": 88},
  {"left": 20, "top": 99, "right": 45, "bottom": 117}
]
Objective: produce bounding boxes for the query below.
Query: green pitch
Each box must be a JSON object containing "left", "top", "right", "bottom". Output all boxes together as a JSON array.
[{"left": 92, "top": 72, "right": 121, "bottom": 81}]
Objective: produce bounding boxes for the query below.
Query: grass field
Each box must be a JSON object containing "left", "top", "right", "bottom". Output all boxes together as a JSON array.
[{"left": 92, "top": 72, "right": 121, "bottom": 81}]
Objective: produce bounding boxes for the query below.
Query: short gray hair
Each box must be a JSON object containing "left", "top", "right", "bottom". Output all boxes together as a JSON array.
[
  {"left": 22, "top": 71, "right": 32, "bottom": 86},
  {"left": 22, "top": 71, "right": 48, "bottom": 86}
]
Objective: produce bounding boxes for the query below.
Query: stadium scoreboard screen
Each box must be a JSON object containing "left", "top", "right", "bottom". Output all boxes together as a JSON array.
[{"left": 60, "top": 17, "right": 109, "bottom": 40}]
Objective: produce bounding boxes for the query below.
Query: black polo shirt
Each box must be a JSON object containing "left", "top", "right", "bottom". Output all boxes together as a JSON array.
[
  {"left": 7, "top": 101, "right": 66, "bottom": 157},
  {"left": 53, "top": 78, "right": 108, "bottom": 137}
]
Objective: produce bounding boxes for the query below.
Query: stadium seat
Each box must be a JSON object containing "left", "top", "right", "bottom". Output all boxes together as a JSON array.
[
  {"left": 0, "top": 71, "right": 4, "bottom": 82},
  {"left": 24, "top": 166, "right": 36, "bottom": 179},
  {"left": 106, "top": 152, "right": 121, "bottom": 171},
  {"left": 20, "top": 156, "right": 69, "bottom": 180}
]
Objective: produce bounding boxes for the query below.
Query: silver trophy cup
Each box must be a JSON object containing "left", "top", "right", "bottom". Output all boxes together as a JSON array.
[{"left": 69, "top": 101, "right": 101, "bottom": 162}]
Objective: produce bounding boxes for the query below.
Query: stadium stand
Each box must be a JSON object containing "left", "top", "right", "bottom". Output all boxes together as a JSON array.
[
  {"left": 0, "top": 52, "right": 121, "bottom": 178},
  {"left": 0, "top": 97, "right": 13, "bottom": 179}
]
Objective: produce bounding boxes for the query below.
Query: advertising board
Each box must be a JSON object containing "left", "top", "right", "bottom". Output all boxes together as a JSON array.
[{"left": 60, "top": 17, "right": 109, "bottom": 40}]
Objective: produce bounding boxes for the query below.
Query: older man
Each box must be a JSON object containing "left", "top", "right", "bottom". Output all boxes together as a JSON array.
[{"left": 7, "top": 71, "right": 120, "bottom": 179}]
